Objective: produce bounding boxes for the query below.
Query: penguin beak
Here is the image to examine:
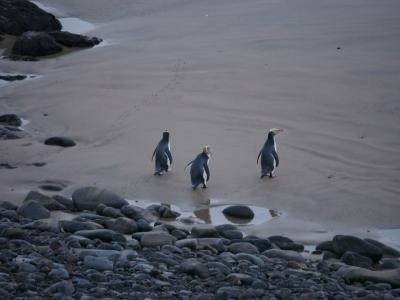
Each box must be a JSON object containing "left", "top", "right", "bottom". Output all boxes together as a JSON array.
[{"left": 269, "top": 128, "right": 284, "bottom": 135}]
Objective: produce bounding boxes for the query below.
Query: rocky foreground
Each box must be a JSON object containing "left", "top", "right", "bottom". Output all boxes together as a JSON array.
[{"left": 0, "top": 186, "right": 399, "bottom": 299}]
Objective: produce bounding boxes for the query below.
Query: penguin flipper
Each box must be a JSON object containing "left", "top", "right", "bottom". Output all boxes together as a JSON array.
[
  {"left": 165, "top": 148, "right": 173, "bottom": 164},
  {"left": 184, "top": 160, "right": 194, "bottom": 171},
  {"left": 257, "top": 150, "right": 262, "bottom": 165},
  {"left": 152, "top": 146, "right": 158, "bottom": 161},
  {"left": 272, "top": 150, "right": 279, "bottom": 167}
]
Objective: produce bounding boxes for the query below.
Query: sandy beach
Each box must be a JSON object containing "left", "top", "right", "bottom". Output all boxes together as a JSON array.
[{"left": 1, "top": 0, "right": 400, "bottom": 244}]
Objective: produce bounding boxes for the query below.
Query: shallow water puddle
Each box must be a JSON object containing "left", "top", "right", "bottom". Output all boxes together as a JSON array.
[{"left": 59, "top": 17, "right": 96, "bottom": 35}]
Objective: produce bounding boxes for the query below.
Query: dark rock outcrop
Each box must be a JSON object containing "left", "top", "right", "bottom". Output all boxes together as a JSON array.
[
  {"left": 0, "top": 114, "right": 22, "bottom": 126},
  {"left": 49, "top": 31, "right": 102, "bottom": 48},
  {"left": 12, "top": 31, "right": 62, "bottom": 57},
  {"left": 0, "top": 75, "right": 27, "bottom": 82},
  {"left": 332, "top": 235, "right": 383, "bottom": 262},
  {"left": 0, "top": 0, "right": 62, "bottom": 35},
  {"left": 44, "top": 136, "right": 76, "bottom": 147}
]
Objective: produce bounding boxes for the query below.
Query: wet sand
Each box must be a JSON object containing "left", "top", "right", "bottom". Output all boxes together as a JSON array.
[{"left": 1, "top": 0, "right": 400, "bottom": 243}]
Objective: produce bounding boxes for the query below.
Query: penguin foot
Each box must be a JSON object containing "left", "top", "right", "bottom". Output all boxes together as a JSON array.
[
  {"left": 269, "top": 172, "right": 276, "bottom": 178},
  {"left": 202, "top": 184, "right": 208, "bottom": 189},
  {"left": 154, "top": 171, "right": 162, "bottom": 176}
]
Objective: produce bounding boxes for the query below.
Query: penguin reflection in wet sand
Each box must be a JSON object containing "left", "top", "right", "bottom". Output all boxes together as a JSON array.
[
  {"left": 185, "top": 146, "right": 212, "bottom": 189},
  {"left": 152, "top": 130, "right": 173, "bottom": 176},
  {"left": 257, "top": 128, "right": 283, "bottom": 178}
]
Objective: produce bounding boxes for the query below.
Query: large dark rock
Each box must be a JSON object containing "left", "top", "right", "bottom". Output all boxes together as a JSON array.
[
  {"left": 227, "top": 242, "right": 259, "bottom": 254},
  {"left": 365, "top": 238, "right": 400, "bottom": 257},
  {"left": 0, "top": 114, "right": 22, "bottom": 126},
  {"left": 0, "top": 0, "right": 62, "bottom": 35},
  {"left": 17, "top": 200, "right": 50, "bottom": 220},
  {"left": 44, "top": 136, "right": 76, "bottom": 147},
  {"left": 24, "top": 190, "right": 66, "bottom": 211},
  {"left": 12, "top": 31, "right": 62, "bottom": 57},
  {"left": 332, "top": 235, "right": 383, "bottom": 262},
  {"left": 49, "top": 31, "right": 102, "bottom": 47},
  {"left": 268, "top": 235, "right": 304, "bottom": 252},
  {"left": 316, "top": 241, "right": 335, "bottom": 252},
  {"left": 222, "top": 205, "right": 255, "bottom": 219},
  {"left": 0, "top": 75, "right": 27, "bottom": 82},
  {"left": 110, "top": 217, "right": 138, "bottom": 234},
  {"left": 191, "top": 225, "right": 220, "bottom": 238},
  {"left": 72, "top": 186, "right": 128, "bottom": 211},
  {"left": 341, "top": 251, "right": 373, "bottom": 269}
]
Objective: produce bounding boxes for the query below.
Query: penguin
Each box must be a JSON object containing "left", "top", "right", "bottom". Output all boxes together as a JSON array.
[
  {"left": 152, "top": 130, "right": 173, "bottom": 176},
  {"left": 257, "top": 128, "right": 283, "bottom": 178},
  {"left": 185, "top": 146, "right": 212, "bottom": 189}
]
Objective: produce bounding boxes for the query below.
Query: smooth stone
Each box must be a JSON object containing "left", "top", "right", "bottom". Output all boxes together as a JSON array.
[
  {"left": 181, "top": 259, "right": 209, "bottom": 278},
  {"left": 226, "top": 273, "right": 254, "bottom": 285},
  {"left": 48, "top": 268, "right": 69, "bottom": 280},
  {"left": 175, "top": 238, "right": 198, "bottom": 250},
  {"left": 83, "top": 256, "right": 113, "bottom": 271},
  {"left": 24, "top": 190, "right": 66, "bottom": 211},
  {"left": 0, "top": 0, "right": 61, "bottom": 35},
  {"left": 120, "top": 205, "right": 146, "bottom": 220},
  {"left": 0, "top": 114, "right": 22, "bottom": 126},
  {"left": 140, "top": 232, "right": 176, "bottom": 247},
  {"left": 77, "top": 249, "right": 121, "bottom": 260},
  {"left": 220, "top": 230, "right": 243, "bottom": 240},
  {"left": 72, "top": 187, "right": 128, "bottom": 211},
  {"left": 332, "top": 235, "right": 383, "bottom": 262},
  {"left": 0, "top": 126, "right": 27, "bottom": 140},
  {"left": 228, "top": 242, "right": 259, "bottom": 254},
  {"left": 222, "top": 205, "right": 255, "bottom": 219},
  {"left": 263, "top": 249, "right": 305, "bottom": 263},
  {"left": 241, "top": 238, "right": 273, "bottom": 252},
  {"left": 337, "top": 266, "right": 400, "bottom": 288},
  {"left": 49, "top": 31, "right": 102, "bottom": 47},
  {"left": 17, "top": 262, "right": 37, "bottom": 273},
  {"left": 0, "top": 227, "right": 25, "bottom": 239},
  {"left": 17, "top": 200, "right": 50, "bottom": 220},
  {"left": 110, "top": 217, "right": 137, "bottom": 234},
  {"left": 158, "top": 205, "right": 181, "bottom": 219},
  {"left": 191, "top": 225, "right": 220, "bottom": 238},
  {"left": 126, "top": 239, "right": 141, "bottom": 250},
  {"left": 136, "top": 219, "right": 153, "bottom": 232},
  {"left": 268, "top": 235, "right": 304, "bottom": 252},
  {"left": 171, "top": 229, "right": 188, "bottom": 240},
  {"left": 215, "top": 287, "right": 242, "bottom": 300},
  {"left": 74, "top": 229, "right": 126, "bottom": 242},
  {"left": 44, "top": 280, "right": 75, "bottom": 296},
  {"left": 60, "top": 220, "right": 103, "bottom": 233},
  {"left": 206, "top": 262, "right": 231, "bottom": 275},
  {"left": 235, "top": 253, "right": 265, "bottom": 266},
  {"left": 52, "top": 195, "right": 74, "bottom": 211},
  {"left": 341, "top": 251, "right": 373, "bottom": 269}
]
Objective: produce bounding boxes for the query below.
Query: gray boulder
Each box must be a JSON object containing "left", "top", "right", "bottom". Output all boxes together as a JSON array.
[
  {"left": 24, "top": 190, "right": 66, "bottom": 211},
  {"left": 17, "top": 200, "right": 50, "bottom": 220},
  {"left": 52, "top": 195, "right": 74, "bottom": 211},
  {"left": 191, "top": 225, "right": 220, "bottom": 238},
  {"left": 12, "top": 31, "right": 62, "bottom": 57},
  {"left": 110, "top": 217, "right": 138, "bottom": 234},
  {"left": 268, "top": 235, "right": 304, "bottom": 252},
  {"left": 60, "top": 220, "right": 103, "bottom": 233},
  {"left": 262, "top": 249, "right": 305, "bottom": 263},
  {"left": 72, "top": 187, "right": 128, "bottom": 211},
  {"left": 120, "top": 204, "right": 146, "bottom": 220},
  {"left": 83, "top": 256, "right": 113, "bottom": 271},
  {"left": 140, "top": 231, "right": 176, "bottom": 247},
  {"left": 227, "top": 242, "right": 259, "bottom": 254},
  {"left": 337, "top": 266, "right": 400, "bottom": 288},
  {"left": 365, "top": 238, "right": 400, "bottom": 257},
  {"left": 332, "top": 235, "right": 383, "bottom": 262}
]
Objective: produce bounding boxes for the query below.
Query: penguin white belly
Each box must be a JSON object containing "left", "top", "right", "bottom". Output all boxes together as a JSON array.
[{"left": 203, "top": 170, "right": 207, "bottom": 183}]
